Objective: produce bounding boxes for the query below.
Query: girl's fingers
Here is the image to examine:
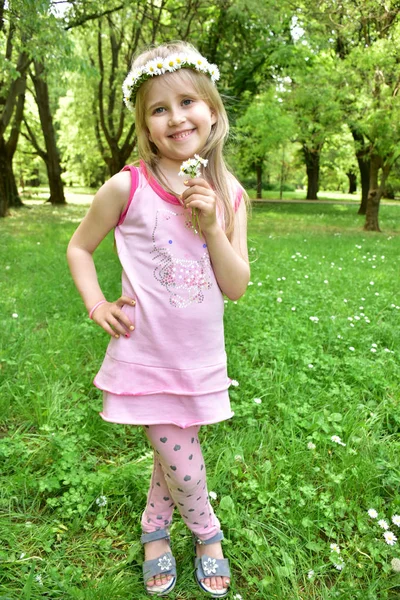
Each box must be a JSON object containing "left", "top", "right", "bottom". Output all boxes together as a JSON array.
[
  {"left": 92, "top": 300, "right": 135, "bottom": 337},
  {"left": 116, "top": 295, "right": 136, "bottom": 307}
]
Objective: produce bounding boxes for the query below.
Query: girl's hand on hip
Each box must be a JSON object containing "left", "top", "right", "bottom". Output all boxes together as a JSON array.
[
  {"left": 91, "top": 295, "right": 135, "bottom": 338},
  {"left": 181, "top": 178, "right": 219, "bottom": 236}
]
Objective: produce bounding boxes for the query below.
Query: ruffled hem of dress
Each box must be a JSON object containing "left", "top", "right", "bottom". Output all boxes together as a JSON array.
[
  {"left": 99, "top": 410, "right": 235, "bottom": 428},
  {"left": 94, "top": 381, "right": 232, "bottom": 396},
  {"left": 94, "top": 353, "right": 230, "bottom": 396}
]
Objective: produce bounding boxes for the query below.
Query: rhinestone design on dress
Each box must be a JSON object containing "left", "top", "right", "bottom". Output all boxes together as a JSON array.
[{"left": 151, "top": 209, "right": 213, "bottom": 308}]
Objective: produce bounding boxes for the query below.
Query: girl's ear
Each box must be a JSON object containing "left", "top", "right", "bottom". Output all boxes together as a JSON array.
[{"left": 210, "top": 108, "right": 217, "bottom": 125}]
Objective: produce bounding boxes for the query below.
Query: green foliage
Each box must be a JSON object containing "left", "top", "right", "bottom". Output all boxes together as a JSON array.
[{"left": 1, "top": 200, "right": 400, "bottom": 598}]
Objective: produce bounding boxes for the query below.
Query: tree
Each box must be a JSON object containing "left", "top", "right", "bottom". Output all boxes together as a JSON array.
[
  {"left": 290, "top": 0, "right": 400, "bottom": 228},
  {"left": 234, "top": 88, "right": 295, "bottom": 197}
]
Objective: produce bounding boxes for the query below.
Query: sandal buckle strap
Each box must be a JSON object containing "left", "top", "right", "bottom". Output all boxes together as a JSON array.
[{"left": 141, "top": 528, "right": 170, "bottom": 544}]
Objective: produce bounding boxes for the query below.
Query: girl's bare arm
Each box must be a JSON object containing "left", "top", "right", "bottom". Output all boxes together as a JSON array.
[{"left": 67, "top": 171, "right": 135, "bottom": 337}]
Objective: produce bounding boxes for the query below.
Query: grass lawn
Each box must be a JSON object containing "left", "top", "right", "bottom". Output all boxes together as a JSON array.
[{"left": 1, "top": 199, "right": 400, "bottom": 599}]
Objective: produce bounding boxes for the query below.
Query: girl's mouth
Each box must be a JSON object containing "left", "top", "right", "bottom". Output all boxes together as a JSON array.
[{"left": 169, "top": 129, "right": 195, "bottom": 140}]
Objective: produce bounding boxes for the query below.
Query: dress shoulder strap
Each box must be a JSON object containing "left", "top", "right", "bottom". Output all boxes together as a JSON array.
[{"left": 117, "top": 165, "right": 139, "bottom": 226}]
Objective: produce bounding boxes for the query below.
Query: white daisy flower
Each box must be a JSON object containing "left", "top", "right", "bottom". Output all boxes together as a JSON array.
[
  {"left": 254, "top": 398, "right": 262, "bottom": 404},
  {"left": 209, "top": 491, "right": 217, "bottom": 500},
  {"left": 368, "top": 508, "right": 378, "bottom": 519},
  {"left": 378, "top": 519, "right": 389, "bottom": 530},
  {"left": 231, "top": 380, "right": 239, "bottom": 387},
  {"left": 277, "top": 297, "right": 282, "bottom": 303},
  {"left": 333, "top": 561, "right": 345, "bottom": 570},
  {"left": 307, "top": 569, "right": 314, "bottom": 579},
  {"left": 307, "top": 442, "right": 316, "bottom": 450},
  {"left": 330, "top": 543, "right": 340, "bottom": 554},
  {"left": 331, "top": 435, "right": 346, "bottom": 446},
  {"left": 392, "top": 515, "right": 400, "bottom": 526},
  {"left": 12, "top": 313, "right": 18, "bottom": 318},
  {"left": 384, "top": 531, "right": 397, "bottom": 545},
  {"left": 349, "top": 347, "right": 355, "bottom": 352},
  {"left": 209, "top": 64, "right": 220, "bottom": 82}
]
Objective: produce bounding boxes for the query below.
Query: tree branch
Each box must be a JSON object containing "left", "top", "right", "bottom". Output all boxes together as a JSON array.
[
  {"left": 65, "top": 3, "right": 125, "bottom": 30},
  {"left": 22, "top": 119, "right": 47, "bottom": 161}
]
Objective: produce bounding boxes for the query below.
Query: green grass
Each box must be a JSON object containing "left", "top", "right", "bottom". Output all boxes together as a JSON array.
[{"left": 1, "top": 200, "right": 400, "bottom": 599}]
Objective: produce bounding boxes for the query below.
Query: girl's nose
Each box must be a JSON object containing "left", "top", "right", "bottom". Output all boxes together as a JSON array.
[{"left": 168, "top": 112, "right": 186, "bottom": 127}]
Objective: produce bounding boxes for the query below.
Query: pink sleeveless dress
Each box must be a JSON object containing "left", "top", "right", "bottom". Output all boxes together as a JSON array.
[{"left": 95, "top": 162, "right": 241, "bottom": 429}]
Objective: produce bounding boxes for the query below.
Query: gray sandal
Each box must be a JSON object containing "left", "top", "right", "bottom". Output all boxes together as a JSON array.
[
  {"left": 193, "top": 531, "right": 231, "bottom": 598},
  {"left": 141, "top": 529, "right": 177, "bottom": 597}
]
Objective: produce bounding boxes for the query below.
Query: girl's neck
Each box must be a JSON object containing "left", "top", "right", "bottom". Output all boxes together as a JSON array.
[{"left": 156, "top": 156, "right": 188, "bottom": 195}]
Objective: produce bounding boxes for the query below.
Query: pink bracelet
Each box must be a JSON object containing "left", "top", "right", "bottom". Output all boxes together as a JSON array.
[{"left": 89, "top": 300, "right": 107, "bottom": 320}]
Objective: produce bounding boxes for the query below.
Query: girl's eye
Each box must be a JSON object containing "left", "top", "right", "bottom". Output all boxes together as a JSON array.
[
  {"left": 182, "top": 99, "right": 193, "bottom": 106},
  {"left": 153, "top": 107, "right": 165, "bottom": 114}
]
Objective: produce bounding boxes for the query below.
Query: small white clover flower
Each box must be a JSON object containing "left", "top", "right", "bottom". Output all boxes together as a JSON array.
[
  {"left": 309, "top": 316, "right": 319, "bottom": 322},
  {"left": 384, "top": 531, "right": 397, "bottom": 545},
  {"left": 371, "top": 343, "right": 377, "bottom": 348},
  {"left": 209, "top": 491, "right": 217, "bottom": 500},
  {"left": 96, "top": 495, "right": 107, "bottom": 507},
  {"left": 368, "top": 508, "right": 378, "bottom": 518},
  {"left": 234, "top": 595, "right": 243, "bottom": 600},
  {"left": 291, "top": 307, "right": 296, "bottom": 311},
  {"left": 248, "top": 281, "right": 254, "bottom": 286},
  {"left": 257, "top": 282, "right": 262, "bottom": 286},
  {"left": 307, "top": 569, "right": 315, "bottom": 579},
  {"left": 231, "top": 380, "right": 239, "bottom": 387},
  {"left": 370, "top": 348, "right": 377, "bottom": 353},
  {"left": 331, "top": 435, "right": 346, "bottom": 446},
  {"left": 392, "top": 515, "right": 400, "bottom": 526},
  {"left": 349, "top": 346, "right": 355, "bottom": 352},
  {"left": 324, "top": 280, "right": 329, "bottom": 284},
  {"left": 308, "top": 364, "right": 314, "bottom": 369},
  {"left": 254, "top": 398, "right": 262, "bottom": 404},
  {"left": 369, "top": 281, "right": 374, "bottom": 285},
  {"left": 234, "top": 454, "right": 243, "bottom": 462},
  {"left": 307, "top": 442, "right": 316, "bottom": 450},
  {"left": 330, "top": 543, "right": 341, "bottom": 554},
  {"left": 391, "top": 558, "right": 400, "bottom": 572},
  {"left": 277, "top": 297, "right": 283, "bottom": 303},
  {"left": 5, "top": 265, "right": 10, "bottom": 270},
  {"left": 35, "top": 574, "right": 43, "bottom": 585},
  {"left": 378, "top": 519, "right": 389, "bottom": 530},
  {"left": 333, "top": 561, "right": 345, "bottom": 571}
]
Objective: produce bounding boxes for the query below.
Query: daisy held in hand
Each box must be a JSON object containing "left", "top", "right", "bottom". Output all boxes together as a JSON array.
[{"left": 179, "top": 155, "right": 209, "bottom": 234}]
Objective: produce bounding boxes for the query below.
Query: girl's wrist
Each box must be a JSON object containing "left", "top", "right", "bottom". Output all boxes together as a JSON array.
[{"left": 89, "top": 299, "right": 107, "bottom": 320}]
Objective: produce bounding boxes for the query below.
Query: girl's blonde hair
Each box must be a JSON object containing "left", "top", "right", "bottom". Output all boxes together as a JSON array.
[{"left": 130, "top": 41, "right": 246, "bottom": 237}]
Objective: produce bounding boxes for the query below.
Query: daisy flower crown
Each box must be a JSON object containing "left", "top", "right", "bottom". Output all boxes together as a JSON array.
[{"left": 122, "top": 52, "right": 220, "bottom": 112}]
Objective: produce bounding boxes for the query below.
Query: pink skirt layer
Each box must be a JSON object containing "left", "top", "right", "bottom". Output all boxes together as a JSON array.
[{"left": 100, "top": 390, "right": 234, "bottom": 429}]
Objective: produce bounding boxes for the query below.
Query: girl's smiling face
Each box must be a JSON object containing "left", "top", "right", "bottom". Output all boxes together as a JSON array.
[{"left": 144, "top": 71, "right": 217, "bottom": 167}]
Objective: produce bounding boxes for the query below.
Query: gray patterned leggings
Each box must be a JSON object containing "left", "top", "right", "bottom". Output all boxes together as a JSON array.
[{"left": 141, "top": 424, "right": 221, "bottom": 540}]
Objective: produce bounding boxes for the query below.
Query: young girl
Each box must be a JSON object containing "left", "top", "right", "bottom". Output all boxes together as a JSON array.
[{"left": 67, "top": 41, "right": 249, "bottom": 598}]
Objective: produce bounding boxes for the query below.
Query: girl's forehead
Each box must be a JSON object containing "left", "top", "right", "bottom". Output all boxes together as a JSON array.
[{"left": 145, "top": 71, "right": 199, "bottom": 103}]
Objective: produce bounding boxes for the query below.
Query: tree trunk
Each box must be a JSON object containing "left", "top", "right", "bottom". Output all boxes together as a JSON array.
[
  {"left": 255, "top": 163, "right": 263, "bottom": 199},
  {"left": 31, "top": 61, "right": 66, "bottom": 205},
  {"left": 347, "top": 171, "right": 357, "bottom": 194},
  {"left": 303, "top": 144, "right": 320, "bottom": 200},
  {"left": 0, "top": 136, "right": 10, "bottom": 217},
  {"left": 349, "top": 126, "right": 371, "bottom": 215},
  {"left": 364, "top": 155, "right": 382, "bottom": 231}
]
